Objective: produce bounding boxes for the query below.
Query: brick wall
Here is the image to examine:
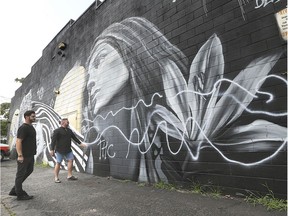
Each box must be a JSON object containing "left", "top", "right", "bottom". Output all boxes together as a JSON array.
[{"left": 9, "top": 0, "right": 287, "bottom": 198}]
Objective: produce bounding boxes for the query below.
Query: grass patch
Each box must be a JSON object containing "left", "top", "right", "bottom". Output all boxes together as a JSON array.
[
  {"left": 153, "top": 181, "right": 176, "bottom": 190},
  {"left": 189, "top": 181, "right": 222, "bottom": 198},
  {"left": 245, "top": 184, "right": 287, "bottom": 211},
  {"left": 207, "top": 186, "right": 222, "bottom": 198},
  {"left": 118, "top": 179, "right": 131, "bottom": 183},
  {"left": 151, "top": 180, "right": 222, "bottom": 197},
  {"left": 190, "top": 181, "right": 205, "bottom": 194},
  {"left": 137, "top": 182, "right": 148, "bottom": 187},
  {"left": 137, "top": 179, "right": 286, "bottom": 211},
  {"left": 35, "top": 162, "right": 49, "bottom": 168}
]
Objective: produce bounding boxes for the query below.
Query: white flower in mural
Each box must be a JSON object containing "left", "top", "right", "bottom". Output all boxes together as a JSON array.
[{"left": 154, "top": 34, "right": 287, "bottom": 165}]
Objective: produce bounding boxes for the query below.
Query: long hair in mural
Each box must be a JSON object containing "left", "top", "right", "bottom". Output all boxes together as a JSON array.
[
  {"left": 82, "top": 17, "right": 287, "bottom": 182},
  {"left": 9, "top": 17, "right": 286, "bottom": 186}
]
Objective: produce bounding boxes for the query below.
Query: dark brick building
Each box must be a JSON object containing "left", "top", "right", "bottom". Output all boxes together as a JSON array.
[{"left": 9, "top": 0, "right": 287, "bottom": 198}]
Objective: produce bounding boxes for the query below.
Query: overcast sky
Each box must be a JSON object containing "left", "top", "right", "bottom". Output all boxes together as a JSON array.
[{"left": 0, "top": 0, "right": 95, "bottom": 104}]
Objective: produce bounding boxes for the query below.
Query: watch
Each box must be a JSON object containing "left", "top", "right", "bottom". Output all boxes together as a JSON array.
[{"left": 18, "top": 155, "right": 23, "bottom": 157}]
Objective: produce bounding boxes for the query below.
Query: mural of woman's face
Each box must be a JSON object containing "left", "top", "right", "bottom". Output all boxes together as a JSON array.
[{"left": 87, "top": 42, "right": 129, "bottom": 116}]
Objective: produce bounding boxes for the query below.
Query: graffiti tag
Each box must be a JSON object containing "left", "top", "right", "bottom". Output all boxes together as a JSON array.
[{"left": 255, "top": 0, "right": 281, "bottom": 9}]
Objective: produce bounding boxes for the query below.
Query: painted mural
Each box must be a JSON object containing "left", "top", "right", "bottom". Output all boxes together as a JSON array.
[
  {"left": 82, "top": 17, "right": 287, "bottom": 182},
  {"left": 9, "top": 67, "right": 88, "bottom": 171},
  {"left": 8, "top": 1, "right": 287, "bottom": 196}
]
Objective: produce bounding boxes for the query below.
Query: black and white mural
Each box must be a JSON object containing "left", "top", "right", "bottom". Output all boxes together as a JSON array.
[
  {"left": 82, "top": 17, "right": 286, "bottom": 182},
  {"left": 9, "top": 0, "right": 287, "bottom": 197}
]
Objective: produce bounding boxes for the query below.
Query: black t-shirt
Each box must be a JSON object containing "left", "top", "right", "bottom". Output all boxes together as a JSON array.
[
  {"left": 17, "top": 123, "right": 37, "bottom": 157},
  {"left": 50, "top": 127, "right": 81, "bottom": 154}
]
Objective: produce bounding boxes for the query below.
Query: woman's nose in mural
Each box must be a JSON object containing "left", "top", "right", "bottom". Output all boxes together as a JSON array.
[{"left": 87, "top": 77, "right": 100, "bottom": 111}]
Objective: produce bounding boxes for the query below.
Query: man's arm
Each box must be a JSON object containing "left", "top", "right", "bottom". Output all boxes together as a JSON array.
[
  {"left": 50, "top": 130, "right": 58, "bottom": 156},
  {"left": 16, "top": 138, "right": 24, "bottom": 162},
  {"left": 70, "top": 130, "right": 87, "bottom": 148}
]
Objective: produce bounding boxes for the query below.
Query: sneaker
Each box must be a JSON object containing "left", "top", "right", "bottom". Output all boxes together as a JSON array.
[
  {"left": 8, "top": 190, "right": 17, "bottom": 196},
  {"left": 17, "top": 194, "right": 33, "bottom": 201},
  {"left": 67, "top": 175, "right": 78, "bottom": 181},
  {"left": 9, "top": 190, "right": 28, "bottom": 196},
  {"left": 54, "top": 179, "right": 61, "bottom": 183}
]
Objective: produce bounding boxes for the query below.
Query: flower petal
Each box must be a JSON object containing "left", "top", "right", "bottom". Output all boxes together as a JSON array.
[
  {"left": 161, "top": 59, "right": 191, "bottom": 135},
  {"left": 150, "top": 105, "right": 187, "bottom": 141},
  {"left": 187, "top": 34, "right": 224, "bottom": 139},
  {"left": 206, "top": 52, "right": 282, "bottom": 138},
  {"left": 214, "top": 120, "right": 287, "bottom": 150}
]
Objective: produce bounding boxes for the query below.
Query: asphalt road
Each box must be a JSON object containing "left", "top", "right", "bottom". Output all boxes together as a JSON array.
[{"left": 1, "top": 159, "right": 286, "bottom": 216}]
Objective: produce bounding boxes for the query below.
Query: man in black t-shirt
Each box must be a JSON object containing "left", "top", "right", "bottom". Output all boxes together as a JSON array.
[
  {"left": 9, "top": 110, "right": 36, "bottom": 200},
  {"left": 50, "top": 118, "right": 86, "bottom": 183}
]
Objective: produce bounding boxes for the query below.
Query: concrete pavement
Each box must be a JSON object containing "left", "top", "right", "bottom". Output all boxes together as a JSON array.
[{"left": 1, "top": 159, "right": 286, "bottom": 216}]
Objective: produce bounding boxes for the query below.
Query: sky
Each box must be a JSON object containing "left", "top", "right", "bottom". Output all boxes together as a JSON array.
[{"left": 0, "top": 0, "right": 95, "bottom": 104}]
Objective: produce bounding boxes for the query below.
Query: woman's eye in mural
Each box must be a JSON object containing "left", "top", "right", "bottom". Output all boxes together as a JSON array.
[
  {"left": 87, "top": 79, "right": 97, "bottom": 96},
  {"left": 93, "top": 55, "right": 106, "bottom": 69}
]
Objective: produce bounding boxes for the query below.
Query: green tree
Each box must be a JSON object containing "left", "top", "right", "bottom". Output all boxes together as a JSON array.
[
  {"left": 0, "top": 103, "right": 10, "bottom": 141},
  {"left": 1, "top": 102, "right": 10, "bottom": 118}
]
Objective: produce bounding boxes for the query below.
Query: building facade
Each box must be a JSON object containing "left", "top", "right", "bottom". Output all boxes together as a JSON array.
[{"left": 9, "top": 0, "right": 287, "bottom": 198}]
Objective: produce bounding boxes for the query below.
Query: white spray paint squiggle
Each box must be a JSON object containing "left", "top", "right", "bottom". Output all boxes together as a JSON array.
[{"left": 85, "top": 74, "right": 287, "bottom": 166}]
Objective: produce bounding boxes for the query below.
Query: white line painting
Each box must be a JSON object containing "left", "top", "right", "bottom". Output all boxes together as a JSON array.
[
  {"left": 83, "top": 17, "right": 287, "bottom": 182},
  {"left": 9, "top": 17, "right": 286, "bottom": 185}
]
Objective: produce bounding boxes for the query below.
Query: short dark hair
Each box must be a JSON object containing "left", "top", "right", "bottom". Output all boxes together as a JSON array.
[
  {"left": 59, "top": 118, "right": 68, "bottom": 124},
  {"left": 24, "top": 110, "right": 35, "bottom": 118}
]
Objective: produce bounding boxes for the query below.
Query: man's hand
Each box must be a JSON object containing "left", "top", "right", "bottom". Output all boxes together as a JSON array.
[
  {"left": 80, "top": 143, "right": 87, "bottom": 148},
  {"left": 50, "top": 150, "right": 55, "bottom": 156},
  {"left": 17, "top": 155, "right": 24, "bottom": 163}
]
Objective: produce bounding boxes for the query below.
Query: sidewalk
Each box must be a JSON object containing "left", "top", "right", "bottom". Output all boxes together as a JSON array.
[{"left": 1, "top": 159, "right": 285, "bottom": 216}]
